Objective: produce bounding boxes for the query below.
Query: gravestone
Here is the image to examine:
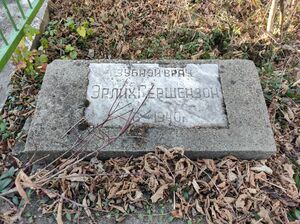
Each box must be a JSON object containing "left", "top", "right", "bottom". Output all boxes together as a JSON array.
[{"left": 22, "top": 60, "right": 276, "bottom": 160}]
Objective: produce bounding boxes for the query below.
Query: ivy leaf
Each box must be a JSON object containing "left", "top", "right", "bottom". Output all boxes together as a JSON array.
[
  {"left": 77, "top": 26, "right": 86, "bottom": 38},
  {"left": 70, "top": 51, "right": 78, "bottom": 59},
  {"left": 295, "top": 171, "right": 300, "bottom": 189},
  {"left": 0, "top": 178, "right": 12, "bottom": 192},
  {"left": 24, "top": 24, "right": 39, "bottom": 40},
  {"left": 0, "top": 167, "right": 15, "bottom": 180},
  {"left": 66, "top": 213, "right": 72, "bottom": 221},
  {"left": 65, "top": 17, "right": 75, "bottom": 30},
  {"left": 295, "top": 210, "right": 300, "bottom": 220},
  {"left": 0, "top": 121, "right": 6, "bottom": 133},
  {"left": 65, "top": 44, "right": 74, "bottom": 53},
  {"left": 12, "top": 196, "right": 19, "bottom": 205}
]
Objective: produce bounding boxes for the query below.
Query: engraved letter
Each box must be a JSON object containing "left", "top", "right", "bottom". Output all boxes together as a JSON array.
[
  {"left": 154, "top": 68, "right": 160, "bottom": 77},
  {"left": 132, "top": 69, "right": 138, "bottom": 76},
  {"left": 178, "top": 69, "right": 185, "bottom": 77},
  {"left": 165, "top": 88, "right": 176, "bottom": 98},
  {"left": 115, "top": 69, "right": 123, "bottom": 77},
  {"left": 165, "top": 112, "right": 172, "bottom": 122},
  {"left": 91, "top": 85, "right": 100, "bottom": 99},
  {"left": 203, "top": 88, "right": 210, "bottom": 98},
  {"left": 148, "top": 69, "right": 154, "bottom": 77},
  {"left": 193, "top": 88, "right": 202, "bottom": 98},
  {"left": 185, "top": 69, "right": 192, "bottom": 77},
  {"left": 138, "top": 85, "right": 147, "bottom": 98},
  {"left": 171, "top": 69, "right": 177, "bottom": 77},
  {"left": 174, "top": 112, "right": 181, "bottom": 122},
  {"left": 164, "top": 69, "right": 170, "bottom": 77},
  {"left": 140, "top": 69, "right": 146, "bottom": 77},
  {"left": 148, "top": 88, "right": 155, "bottom": 99},
  {"left": 185, "top": 88, "right": 193, "bottom": 98},
  {"left": 110, "top": 88, "right": 119, "bottom": 99},
  {"left": 155, "top": 112, "right": 164, "bottom": 122},
  {"left": 210, "top": 87, "right": 220, "bottom": 98},
  {"left": 102, "top": 88, "right": 109, "bottom": 98},
  {"left": 128, "top": 88, "right": 137, "bottom": 99},
  {"left": 178, "top": 88, "right": 185, "bottom": 98},
  {"left": 124, "top": 69, "right": 130, "bottom": 77},
  {"left": 157, "top": 88, "right": 164, "bottom": 99}
]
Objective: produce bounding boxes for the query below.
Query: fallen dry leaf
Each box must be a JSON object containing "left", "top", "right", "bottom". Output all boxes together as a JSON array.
[
  {"left": 171, "top": 208, "right": 183, "bottom": 219},
  {"left": 56, "top": 192, "right": 65, "bottom": 224},
  {"left": 15, "top": 170, "right": 33, "bottom": 203},
  {"left": 251, "top": 165, "right": 273, "bottom": 175},
  {"left": 151, "top": 184, "right": 169, "bottom": 203},
  {"left": 83, "top": 196, "right": 95, "bottom": 222},
  {"left": 192, "top": 179, "right": 200, "bottom": 194}
]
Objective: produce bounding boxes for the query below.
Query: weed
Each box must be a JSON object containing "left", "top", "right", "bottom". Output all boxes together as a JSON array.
[
  {"left": 0, "top": 116, "right": 13, "bottom": 141},
  {"left": 44, "top": 20, "right": 58, "bottom": 37},
  {"left": 12, "top": 25, "right": 48, "bottom": 80},
  {"left": 64, "top": 17, "right": 76, "bottom": 30},
  {"left": 288, "top": 208, "right": 300, "bottom": 221},
  {"left": 0, "top": 167, "right": 15, "bottom": 193},
  {"left": 63, "top": 44, "right": 78, "bottom": 59}
]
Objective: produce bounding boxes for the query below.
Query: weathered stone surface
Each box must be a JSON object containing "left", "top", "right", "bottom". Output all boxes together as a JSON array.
[
  {"left": 86, "top": 63, "right": 227, "bottom": 128},
  {"left": 22, "top": 60, "right": 276, "bottom": 160},
  {"left": 0, "top": 62, "right": 14, "bottom": 110}
]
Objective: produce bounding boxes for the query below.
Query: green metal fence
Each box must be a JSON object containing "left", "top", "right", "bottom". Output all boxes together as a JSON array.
[{"left": 0, "top": 0, "right": 44, "bottom": 71}]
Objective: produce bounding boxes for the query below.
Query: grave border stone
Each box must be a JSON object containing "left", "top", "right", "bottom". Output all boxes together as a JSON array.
[{"left": 21, "top": 59, "right": 276, "bottom": 160}]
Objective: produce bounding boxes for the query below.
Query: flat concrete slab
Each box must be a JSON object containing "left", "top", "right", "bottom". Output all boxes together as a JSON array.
[{"left": 22, "top": 60, "right": 276, "bottom": 160}]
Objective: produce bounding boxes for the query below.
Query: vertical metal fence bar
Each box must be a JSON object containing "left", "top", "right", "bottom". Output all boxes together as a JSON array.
[
  {"left": 27, "top": 0, "right": 33, "bottom": 8},
  {"left": 16, "top": 0, "right": 27, "bottom": 19},
  {"left": 2, "top": 0, "right": 19, "bottom": 31},
  {"left": 0, "top": 30, "right": 8, "bottom": 45}
]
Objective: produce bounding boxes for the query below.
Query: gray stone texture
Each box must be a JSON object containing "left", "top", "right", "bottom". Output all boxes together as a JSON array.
[
  {"left": 22, "top": 60, "right": 276, "bottom": 160},
  {"left": 0, "top": 62, "right": 14, "bottom": 110}
]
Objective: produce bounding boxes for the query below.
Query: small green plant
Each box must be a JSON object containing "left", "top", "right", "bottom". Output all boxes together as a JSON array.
[
  {"left": 76, "top": 18, "right": 94, "bottom": 38},
  {"left": 288, "top": 208, "right": 300, "bottom": 221},
  {"left": 40, "top": 37, "right": 49, "bottom": 50},
  {"left": 12, "top": 25, "right": 48, "bottom": 79},
  {"left": 64, "top": 44, "right": 78, "bottom": 59},
  {"left": 64, "top": 17, "right": 76, "bottom": 30},
  {"left": 0, "top": 116, "right": 13, "bottom": 141},
  {"left": 64, "top": 17, "right": 94, "bottom": 39},
  {"left": 0, "top": 167, "right": 15, "bottom": 193},
  {"left": 294, "top": 168, "right": 300, "bottom": 189},
  {"left": 44, "top": 20, "right": 58, "bottom": 37}
]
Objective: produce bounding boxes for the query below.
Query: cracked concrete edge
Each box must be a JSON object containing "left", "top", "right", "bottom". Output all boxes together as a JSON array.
[{"left": 0, "top": 0, "right": 49, "bottom": 112}]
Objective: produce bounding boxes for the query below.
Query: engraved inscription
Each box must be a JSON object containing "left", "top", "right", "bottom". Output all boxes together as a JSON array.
[
  {"left": 85, "top": 63, "right": 228, "bottom": 128},
  {"left": 90, "top": 86, "right": 221, "bottom": 99}
]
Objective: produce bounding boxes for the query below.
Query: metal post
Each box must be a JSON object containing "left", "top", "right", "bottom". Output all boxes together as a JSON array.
[
  {"left": 16, "top": 0, "right": 27, "bottom": 19},
  {"left": 0, "top": 30, "right": 8, "bottom": 45},
  {"left": 27, "top": 0, "right": 33, "bottom": 8},
  {"left": 2, "top": 0, "right": 19, "bottom": 31}
]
